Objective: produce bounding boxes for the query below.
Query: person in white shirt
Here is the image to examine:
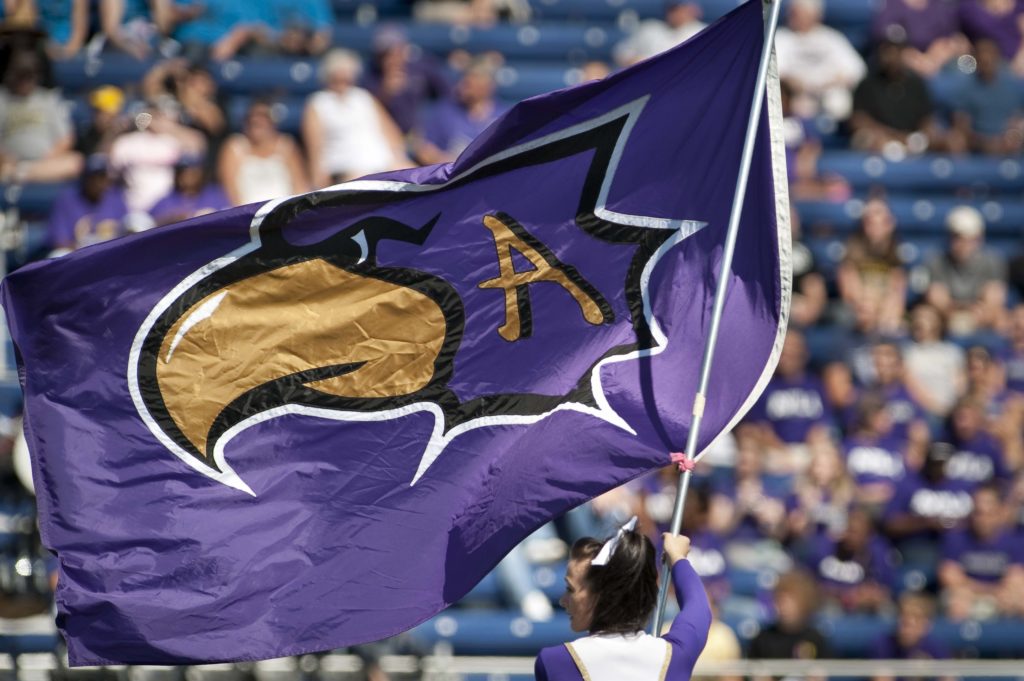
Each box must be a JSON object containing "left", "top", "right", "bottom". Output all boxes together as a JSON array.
[
  {"left": 774, "top": 0, "right": 866, "bottom": 120},
  {"left": 614, "top": 1, "right": 706, "bottom": 66},
  {"left": 302, "top": 49, "right": 412, "bottom": 188}
]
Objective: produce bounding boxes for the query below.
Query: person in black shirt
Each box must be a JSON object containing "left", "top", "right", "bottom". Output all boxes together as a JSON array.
[
  {"left": 850, "top": 39, "right": 964, "bottom": 154},
  {"left": 748, "top": 569, "right": 831, "bottom": 664}
]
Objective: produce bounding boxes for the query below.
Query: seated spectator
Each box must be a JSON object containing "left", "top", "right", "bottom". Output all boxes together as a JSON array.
[
  {"left": 942, "top": 397, "right": 1011, "bottom": 490},
  {"left": 679, "top": 487, "right": 730, "bottom": 606},
  {"left": 100, "top": 0, "right": 170, "bottom": 59},
  {"left": 836, "top": 198, "right": 907, "bottom": 335},
  {"left": 271, "top": 0, "right": 333, "bottom": 57},
  {"left": 925, "top": 206, "right": 1008, "bottom": 335},
  {"left": 76, "top": 85, "right": 132, "bottom": 157},
  {"left": 883, "top": 442, "right": 973, "bottom": 553},
  {"left": 110, "top": 106, "right": 206, "bottom": 213},
  {"left": 869, "top": 593, "right": 950, "bottom": 671},
  {"left": 781, "top": 80, "right": 850, "bottom": 201},
  {"left": 747, "top": 569, "right": 831, "bottom": 663},
  {"left": 748, "top": 330, "right": 832, "bottom": 454},
  {"left": 805, "top": 505, "right": 896, "bottom": 614},
  {"left": 364, "top": 27, "right": 451, "bottom": 135},
  {"left": 850, "top": 39, "right": 963, "bottom": 155},
  {"left": 843, "top": 394, "right": 906, "bottom": 509},
  {"left": 959, "top": 0, "right": 1024, "bottom": 75},
  {"left": 302, "top": 49, "right": 412, "bottom": 188},
  {"left": 788, "top": 207, "right": 829, "bottom": 327},
  {"left": 774, "top": 0, "right": 866, "bottom": 120},
  {"left": 412, "top": 0, "right": 530, "bottom": 25},
  {"left": 46, "top": 154, "right": 128, "bottom": 253},
  {"left": 612, "top": 1, "right": 706, "bottom": 67},
  {"left": 708, "top": 433, "right": 791, "bottom": 572},
  {"left": 11, "top": 0, "right": 90, "bottom": 61},
  {"left": 0, "top": 49, "right": 82, "bottom": 182},
  {"left": 148, "top": 153, "right": 230, "bottom": 226},
  {"left": 904, "top": 302, "right": 967, "bottom": 418},
  {"left": 1001, "top": 304, "right": 1024, "bottom": 393},
  {"left": 413, "top": 61, "right": 508, "bottom": 165},
  {"left": 171, "top": 0, "right": 273, "bottom": 62},
  {"left": 218, "top": 100, "right": 309, "bottom": 206},
  {"left": 939, "top": 483, "right": 1024, "bottom": 620},
  {"left": 142, "top": 59, "right": 227, "bottom": 159},
  {"left": 951, "top": 39, "right": 1024, "bottom": 155},
  {"left": 865, "top": 340, "right": 931, "bottom": 448},
  {"left": 789, "top": 439, "right": 855, "bottom": 542},
  {"left": 872, "top": 0, "right": 968, "bottom": 77},
  {"left": 963, "top": 345, "right": 1024, "bottom": 438}
]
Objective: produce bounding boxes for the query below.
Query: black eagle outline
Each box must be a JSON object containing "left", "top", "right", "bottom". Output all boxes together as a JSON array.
[{"left": 131, "top": 98, "right": 708, "bottom": 493}]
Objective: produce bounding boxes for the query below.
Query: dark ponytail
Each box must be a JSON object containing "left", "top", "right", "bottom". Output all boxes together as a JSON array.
[{"left": 570, "top": 530, "right": 659, "bottom": 635}]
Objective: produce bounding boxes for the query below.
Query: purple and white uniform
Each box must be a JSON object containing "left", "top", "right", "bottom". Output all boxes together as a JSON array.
[{"left": 535, "top": 560, "right": 711, "bottom": 681}]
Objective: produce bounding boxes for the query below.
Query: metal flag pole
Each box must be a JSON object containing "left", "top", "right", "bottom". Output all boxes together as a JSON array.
[{"left": 652, "top": 0, "right": 784, "bottom": 635}]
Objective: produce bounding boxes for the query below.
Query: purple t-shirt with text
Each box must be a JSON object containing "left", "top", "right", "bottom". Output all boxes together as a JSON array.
[
  {"left": 941, "top": 527, "right": 1023, "bottom": 582},
  {"left": 750, "top": 374, "right": 830, "bottom": 443}
]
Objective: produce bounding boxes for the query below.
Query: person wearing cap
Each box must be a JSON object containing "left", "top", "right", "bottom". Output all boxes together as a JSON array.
[
  {"left": 149, "top": 152, "right": 230, "bottom": 226},
  {"left": 535, "top": 523, "right": 710, "bottom": 681},
  {"left": 924, "top": 205, "right": 1008, "bottom": 335},
  {"left": 0, "top": 50, "right": 83, "bottom": 183},
  {"left": 77, "top": 85, "right": 131, "bottom": 157},
  {"left": 46, "top": 153, "right": 128, "bottom": 253}
]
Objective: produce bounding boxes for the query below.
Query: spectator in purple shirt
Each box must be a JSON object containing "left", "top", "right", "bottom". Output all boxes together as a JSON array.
[
  {"left": 872, "top": 0, "right": 967, "bottom": 76},
  {"left": 748, "top": 330, "right": 832, "bottom": 450},
  {"left": 413, "top": 60, "right": 509, "bottom": 165},
  {"left": 862, "top": 341, "right": 931, "bottom": 451},
  {"left": 942, "top": 397, "right": 1011, "bottom": 490},
  {"left": 788, "top": 439, "right": 856, "bottom": 542},
  {"left": 1002, "top": 304, "right": 1024, "bottom": 393},
  {"left": 364, "top": 27, "right": 452, "bottom": 135},
  {"left": 149, "top": 153, "right": 231, "bottom": 227},
  {"left": 869, "top": 593, "right": 950, "bottom": 675},
  {"left": 805, "top": 505, "right": 896, "bottom": 614},
  {"left": 679, "top": 487, "right": 730, "bottom": 606},
  {"left": 958, "top": 0, "right": 1024, "bottom": 75},
  {"left": 883, "top": 442, "right": 973, "bottom": 552},
  {"left": 939, "top": 483, "right": 1024, "bottom": 619},
  {"left": 46, "top": 154, "right": 128, "bottom": 253},
  {"left": 843, "top": 393, "right": 906, "bottom": 509}
]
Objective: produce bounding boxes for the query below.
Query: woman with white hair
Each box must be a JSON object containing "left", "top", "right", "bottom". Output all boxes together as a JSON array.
[{"left": 302, "top": 48, "right": 412, "bottom": 188}]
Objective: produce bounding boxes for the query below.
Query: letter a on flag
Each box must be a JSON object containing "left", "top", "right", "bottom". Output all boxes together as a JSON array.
[{"left": 2, "top": 0, "right": 789, "bottom": 665}]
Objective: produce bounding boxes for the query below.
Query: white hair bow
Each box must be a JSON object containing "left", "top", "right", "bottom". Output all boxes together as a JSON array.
[{"left": 591, "top": 516, "right": 638, "bottom": 566}]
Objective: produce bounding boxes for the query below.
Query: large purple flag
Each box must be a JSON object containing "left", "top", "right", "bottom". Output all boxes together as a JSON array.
[{"left": 2, "top": 0, "right": 789, "bottom": 666}]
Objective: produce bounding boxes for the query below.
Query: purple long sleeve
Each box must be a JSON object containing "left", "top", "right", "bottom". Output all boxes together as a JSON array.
[
  {"left": 534, "top": 559, "right": 712, "bottom": 680},
  {"left": 663, "top": 559, "right": 713, "bottom": 677}
]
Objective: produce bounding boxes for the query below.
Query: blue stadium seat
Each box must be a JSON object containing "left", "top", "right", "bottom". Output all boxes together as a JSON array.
[
  {"left": 817, "top": 152, "right": 1024, "bottom": 194},
  {"left": 796, "top": 196, "right": 1024, "bottom": 237},
  {"left": 411, "top": 611, "right": 573, "bottom": 655},
  {"left": 52, "top": 55, "right": 152, "bottom": 93},
  {"left": 494, "top": 63, "right": 582, "bottom": 100},
  {"left": 332, "top": 0, "right": 408, "bottom": 19},
  {"left": 529, "top": 0, "right": 663, "bottom": 22},
  {"left": 214, "top": 58, "right": 321, "bottom": 96},
  {"left": 333, "top": 22, "right": 624, "bottom": 62},
  {"left": 0, "top": 183, "right": 68, "bottom": 217}
]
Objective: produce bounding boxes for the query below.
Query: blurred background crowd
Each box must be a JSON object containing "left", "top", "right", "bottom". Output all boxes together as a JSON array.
[{"left": 1, "top": 0, "right": 1024, "bottom": 677}]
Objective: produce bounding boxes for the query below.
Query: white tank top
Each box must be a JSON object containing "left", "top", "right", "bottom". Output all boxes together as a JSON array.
[
  {"left": 566, "top": 632, "right": 672, "bottom": 681},
  {"left": 310, "top": 87, "right": 396, "bottom": 179},
  {"left": 234, "top": 137, "right": 295, "bottom": 204}
]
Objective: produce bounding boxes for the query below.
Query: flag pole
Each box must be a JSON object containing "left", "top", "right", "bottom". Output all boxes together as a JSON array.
[{"left": 652, "top": 0, "right": 783, "bottom": 635}]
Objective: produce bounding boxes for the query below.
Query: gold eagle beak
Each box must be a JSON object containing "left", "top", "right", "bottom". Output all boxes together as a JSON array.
[{"left": 155, "top": 258, "right": 447, "bottom": 461}]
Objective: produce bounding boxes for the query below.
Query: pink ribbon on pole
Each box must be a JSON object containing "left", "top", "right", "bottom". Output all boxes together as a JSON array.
[{"left": 669, "top": 452, "right": 696, "bottom": 473}]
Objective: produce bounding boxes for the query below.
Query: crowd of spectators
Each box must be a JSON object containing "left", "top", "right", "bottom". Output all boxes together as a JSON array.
[{"left": 0, "top": 0, "right": 1023, "bottom": 672}]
